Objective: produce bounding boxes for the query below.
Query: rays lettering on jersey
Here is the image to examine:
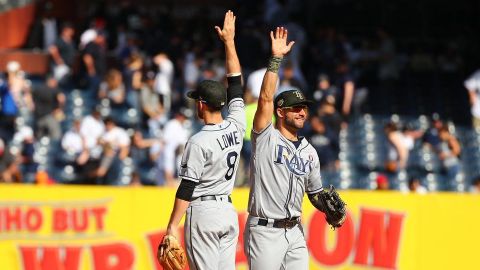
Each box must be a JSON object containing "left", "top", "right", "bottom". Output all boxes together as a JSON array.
[{"left": 274, "top": 144, "right": 312, "bottom": 176}]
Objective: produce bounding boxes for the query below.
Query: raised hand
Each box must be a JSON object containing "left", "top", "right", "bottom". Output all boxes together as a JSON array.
[
  {"left": 270, "top": 27, "right": 295, "bottom": 57},
  {"left": 215, "top": 10, "right": 236, "bottom": 43}
]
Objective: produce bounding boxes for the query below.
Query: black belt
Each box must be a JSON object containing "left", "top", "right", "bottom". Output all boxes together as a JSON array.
[
  {"left": 257, "top": 217, "right": 300, "bottom": 229},
  {"left": 200, "top": 195, "right": 232, "bottom": 203}
]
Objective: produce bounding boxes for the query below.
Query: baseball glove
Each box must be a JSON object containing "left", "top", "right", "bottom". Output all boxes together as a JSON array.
[
  {"left": 309, "top": 185, "right": 347, "bottom": 229},
  {"left": 157, "top": 235, "right": 187, "bottom": 270}
]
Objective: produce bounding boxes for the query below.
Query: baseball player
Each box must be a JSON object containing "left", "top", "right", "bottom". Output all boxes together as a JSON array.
[
  {"left": 163, "top": 11, "right": 245, "bottom": 270},
  {"left": 244, "top": 27, "right": 345, "bottom": 269}
]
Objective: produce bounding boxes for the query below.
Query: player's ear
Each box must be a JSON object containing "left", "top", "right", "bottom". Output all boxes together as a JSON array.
[{"left": 276, "top": 107, "right": 284, "bottom": 119}]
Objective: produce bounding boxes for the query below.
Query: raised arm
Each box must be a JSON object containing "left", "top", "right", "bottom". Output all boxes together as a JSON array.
[
  {"left": 216, "top": 10, "right": 246, "bottom": 130},
  {"left": 215, "top": 10, "right": 240, "bottom": 75},
  {"left": 253, "top": 27, "right": 295, "bottom": 132}
]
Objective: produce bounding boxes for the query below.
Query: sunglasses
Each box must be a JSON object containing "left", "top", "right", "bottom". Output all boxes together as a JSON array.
[{"left": 282, "top": 105, "right": 309, "bottom": 113}]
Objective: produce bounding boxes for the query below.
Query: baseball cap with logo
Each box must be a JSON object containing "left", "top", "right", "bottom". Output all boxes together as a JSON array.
[
  {"left": 274, "top": 89, "right": 313, "bottom": 109},
  {"left": 186, "top": 80, "right": 227, "bottom": 110}
]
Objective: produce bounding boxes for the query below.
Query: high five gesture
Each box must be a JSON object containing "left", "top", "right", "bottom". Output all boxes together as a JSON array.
[{"left": 271, "top": 27, "right": 295, "bottom": 57}]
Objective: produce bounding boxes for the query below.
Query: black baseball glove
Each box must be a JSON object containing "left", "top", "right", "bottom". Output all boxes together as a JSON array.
[{"left": 308, "top": 185, "right": 347, "bottom": 229}]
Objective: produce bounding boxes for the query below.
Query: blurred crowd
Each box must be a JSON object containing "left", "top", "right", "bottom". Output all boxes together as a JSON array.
[{"left": 1, "top": 0, "right": 479, "bottom": 193}]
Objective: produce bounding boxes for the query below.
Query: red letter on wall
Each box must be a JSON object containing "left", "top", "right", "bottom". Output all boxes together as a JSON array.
[
  {"left": 354, "top": 209, "right": 404, "bottom": 269},
  {"left": 5, "top": 207, "right": 22, "bottom": 231},
  {"left": 92, "top": 243, "right": 134, "bottom": 270},
  {"left": 19, "top": 246, "right": 81, "bottom": 270},
  {"left": 308, "top": 211, "right": 355, "bottom": 266},
  {"left": 53, "top": 208, "right": 68, "bottom": 232},
  {"left": 235, "top": 212, "right": 247, "bottom": 265},
  {"left": 25, "top": 207, "right": 43, "bottom": 232},
  {"left": 91, "top": 207, "right": 107, "bottom": 231}
]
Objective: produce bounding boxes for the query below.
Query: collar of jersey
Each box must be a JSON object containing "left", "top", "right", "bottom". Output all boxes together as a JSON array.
[
  {"left": 275, "top": 129, "right": 307, "bottom": 150},
  {"left": 201, "top": 120, "right": 230, "bottom": 131}
]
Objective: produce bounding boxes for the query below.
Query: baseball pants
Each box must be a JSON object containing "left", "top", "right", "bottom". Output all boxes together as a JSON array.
[
  {"left": 185, "top": 198, "right": 239, "bottom": 270},
  {"left": 244, "top": 215, "right": 309, "bottom": 270}
]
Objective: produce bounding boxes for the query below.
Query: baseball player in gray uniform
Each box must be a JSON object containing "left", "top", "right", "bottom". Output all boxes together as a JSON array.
[
  {"left": 163, "top": 11, "right": 245, "bottom": 270},
  {"left": 244, "top": 27, "right": 344, "bottom": 269}
]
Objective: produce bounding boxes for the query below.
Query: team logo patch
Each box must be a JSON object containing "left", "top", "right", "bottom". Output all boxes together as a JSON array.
[
  {"left": 277, "top": 99, "right": 284, "bottom": 107},
  {"left": 294, "top": 90, "right": 304, "bottom": 100}
]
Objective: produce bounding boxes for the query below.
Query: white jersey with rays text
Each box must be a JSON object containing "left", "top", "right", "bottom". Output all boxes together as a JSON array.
[
  {"left": 179, "top": 98, "right": 245, "bottom": 198},
  {"left": 248, "top": 123, "right": 323, "bottom": 220}
]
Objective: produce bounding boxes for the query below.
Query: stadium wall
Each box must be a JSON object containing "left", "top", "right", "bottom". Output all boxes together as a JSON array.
[{"left": 0, "top": 185, "right": 477, "bottom": 270}]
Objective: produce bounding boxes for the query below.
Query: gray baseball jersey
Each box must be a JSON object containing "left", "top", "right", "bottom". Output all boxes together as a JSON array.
[
  {"left": 179, "top": 97, "right": 246, "bottom": 197},
  {"left": 247, "top": 122, "right": 323, "bottom": 219},
  {"left": 244, "top": 122, "right": 323, "bottom": 270},
  {"left": 181, "top": 96, "right": 245, "bottom": 270}
]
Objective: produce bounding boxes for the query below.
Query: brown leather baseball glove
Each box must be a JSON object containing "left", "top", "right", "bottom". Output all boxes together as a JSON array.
[
  {"left": 308, "top": 185, "right": 347, "bottom": 229},
  {"left": 157, "top": 235, "right": 187, "bottom": 270}
]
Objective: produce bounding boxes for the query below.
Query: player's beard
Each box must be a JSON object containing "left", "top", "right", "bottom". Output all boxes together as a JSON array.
[{"left": 284, "top": 113, "right": 306, "bottom": 130}]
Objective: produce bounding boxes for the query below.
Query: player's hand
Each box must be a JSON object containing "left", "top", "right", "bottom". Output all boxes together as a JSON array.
[
  {"left": 166, "top": 224, "right": 180, "bottom": 240},
  {"left": 215, "top": 10, "right": 236, "bottom": 43},
  {"left": 270, "top": 27, "right": 295, "bottom": 57}
]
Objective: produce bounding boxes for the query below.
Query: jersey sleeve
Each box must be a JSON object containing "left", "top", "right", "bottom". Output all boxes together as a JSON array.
[
  {"left": 251, "top": 121, "right": 274, "bottom": 146},
  {"left": 225, "top": 75, "right": 246, "bottom": 134},
  {"left": 306, "top": 151, "right": 323, "bottom": 194},
  {"left": 226, "top": 98, "right": 246, "bottom": 133},
  {"left": 178, "top": 142, "right": 206, "bottom": 183}
]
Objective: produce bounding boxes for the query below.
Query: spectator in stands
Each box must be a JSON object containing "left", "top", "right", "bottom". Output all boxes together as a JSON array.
[
  {"left": 423, "top": 114, "right": 444, "bottom": 148},
  {"left": 153, "top": 53, "right": 174, "bottom": 115},
  {"left": 0, "top": 70, "right": 18, "bottom": 142},
  {"left": 0, "top": 139, "right": 19, "bottom": 183},
  {"left": 312, "top": 74, "right": 338, "bottom": 105},
  {"left": 0, "top": 62, "right": 34, "bottom": 141},
  {"left": 80, "top": 109, "right": 105, "bottom": 159},
  {"left": 376, "top": 174, "right": 389, "bottom": 190},
  {"left": 464, "top": 69, "right": 480, "bottom": 129},
  {"left": 436, "top": 126, "right": 461, "bottom": 182},
  {"left": 307, "top": 115, "right": 339, "bottom": 171},
  {"left": 32, "top": 76, "right": 65, "bottom": 140},
  {"left": 333, "top": 60, "right": 355, "bottom": 121},
  {"left": 279, "top": 61, "right": 303, "bottom": 91},
  {"left": 123, "top": 53, "right": 143, "bottom": 110},
  {"left": 402, "top": 124, "right": 424, "bottom": 144},
  {"left": 17, "top": 126, "right": 37, "bottom": 183},
  {"left": 82, "top": 30, "right": 107, "bottom": 96},
  {"left": 62, "top": 119, "right": 90, "bottom": 166},
  {"left": 384, "top": 122, "right": 423, "bottom": 175},
  {"left": 384, "top": 122, "right": 408, "bottom": 173},
  {"left": 140, "top": 71, "right": 166, "bottom": 137},
  {"left": 49, "top": 23, "right": 76, "bottom": 86},
  {"left": 150, "top": 108, "right": 190, "bottom": 186},
  {"left": 470, "top": 177, "right": 480, "bottom": 194},
  {"left": 318, "top": 96, "right": 343, "bottom": 139},
  {"left": 128, "top": 130, "right": 157, "bottom": 184},
  {"left": 0, "top": 156, "right": 21, "bottom": 183},
  {"left": 183, "top": 52, "right": 204, "bottom": 97},
  {"left": 96, "top": 117, "right": 131, "bottom": 183},
  {"left": 408, "top": 177, "right": 428, "bottom": 194},
  {"left": 64, "top": 119, "right": 99, "bottom": 184},
  {"left": 98, "top": 69, "right": 126, "bottom": 109}
]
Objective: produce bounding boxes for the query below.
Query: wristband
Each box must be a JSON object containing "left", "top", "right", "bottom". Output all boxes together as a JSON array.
[{"left": 267, "top": 56, "right": 283, "bottom": 73}]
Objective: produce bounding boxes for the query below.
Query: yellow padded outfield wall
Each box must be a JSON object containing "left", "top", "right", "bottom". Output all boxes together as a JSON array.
[{"left": 0, "top": 184, "right": 478, "bottom": 270}]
